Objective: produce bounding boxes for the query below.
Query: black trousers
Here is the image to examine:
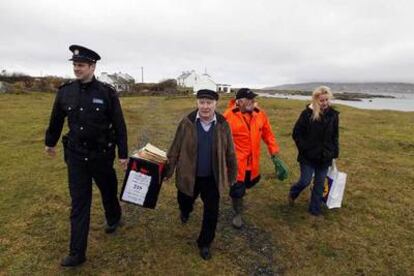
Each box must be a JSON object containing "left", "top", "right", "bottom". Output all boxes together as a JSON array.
[
  {"left": 229, "top": 171, "right": 261, "bottom": 199},
  {"left": 177, "top": 176, "right": 219, "bottom": 247},
  {"left": 65, "top": 150, "right": 121, "bottom": 256}
]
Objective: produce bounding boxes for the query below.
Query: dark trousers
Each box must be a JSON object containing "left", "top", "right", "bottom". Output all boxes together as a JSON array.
[
  {"left": 65, "top": 150, "right": 121, "bottom": 256},
  {"left": 177, "top": 176, "right": 219, "bottom": 247},
  {"left": 229, "top": 171, "right": 260, "bottom": 199},
  {"left": 289, "top": 162, "right": 329, "bottom": 215}
]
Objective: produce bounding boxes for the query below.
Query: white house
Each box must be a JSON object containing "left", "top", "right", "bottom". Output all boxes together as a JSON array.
[
  {"left": 217, "top": 83, "right": 232, "bottom": 93},
  {"left": 177, "top": 70, "right": 229, "bottom": 93},
  {"left": 98, "top": 72, "right": 135, "bottom": 92},
  {"left": 193, "top": 73, "right": 217, "bottom": 93},
  {"left": 0, "top": 81, "right": 7, "bottom": 93},
  {"left": 177, "top": 70, "right": 198, "bottom": 88}
]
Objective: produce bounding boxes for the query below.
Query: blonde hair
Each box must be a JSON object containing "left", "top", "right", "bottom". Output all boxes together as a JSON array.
[{"left": 311, "top": 86, "right": 333, "bottom": 121}]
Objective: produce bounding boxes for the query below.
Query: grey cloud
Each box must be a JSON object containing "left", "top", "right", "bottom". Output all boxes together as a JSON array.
[{"left": 1, "top": 0, "right": 413, "bottom": 87}]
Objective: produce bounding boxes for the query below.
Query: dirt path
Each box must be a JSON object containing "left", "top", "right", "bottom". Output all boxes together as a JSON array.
[{"left": 218, "top": 203, "right": 283, "bottom": 275}]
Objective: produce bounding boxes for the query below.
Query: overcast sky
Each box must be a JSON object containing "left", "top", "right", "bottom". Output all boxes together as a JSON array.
[{"left": 1, "top": 0, "right": 413, "bottom": 87}]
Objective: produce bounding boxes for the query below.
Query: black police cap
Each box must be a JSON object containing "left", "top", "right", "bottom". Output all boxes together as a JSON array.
[
  {"left": 236, "top": 88, "right": 258, "bottom": 99},
  {"left": 196, "top": 89, "right": 219, "bottom": 100},
  {"left": 69, "top": 45, "right": 101, "bottom": 63}
]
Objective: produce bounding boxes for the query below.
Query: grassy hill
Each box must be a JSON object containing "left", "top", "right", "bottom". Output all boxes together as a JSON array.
[{"left": 0, "top": 93, "right": 413, "bottom": 275}]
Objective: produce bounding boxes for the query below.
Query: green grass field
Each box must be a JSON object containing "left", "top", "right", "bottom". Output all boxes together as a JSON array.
[{"left": 0, "top": 92, "right": 413, "bottom": 275}]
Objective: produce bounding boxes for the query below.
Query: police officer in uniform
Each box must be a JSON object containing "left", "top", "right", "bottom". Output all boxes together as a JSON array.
[{"left": 44, "top": 45, "right": 128, "bottom": 267}]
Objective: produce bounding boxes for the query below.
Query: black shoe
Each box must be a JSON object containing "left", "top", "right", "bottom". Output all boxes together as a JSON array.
[
  {"left": 105, "top": 219, "right": 122, "bottom": 234},
  {"left": 60, "top": 254, "right": 86, "bottom": 267},
  {"left": 180, "top": 212, "right": 189, "bottom": 224},
  {"left": 309, "top": 210, "right": 321, "bottom": 217},
  {"left": 199, "top": 246, "right": 211, "bottom": 260}
]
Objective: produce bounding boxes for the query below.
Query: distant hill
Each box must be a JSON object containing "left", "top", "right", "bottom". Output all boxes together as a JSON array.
[{"left": 264, "top": 82, "right": 414, "bottom": 95}]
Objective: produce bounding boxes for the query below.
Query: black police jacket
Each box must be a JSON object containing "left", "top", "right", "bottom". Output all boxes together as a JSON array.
[
  {"left": 45, "top": 77, "right": 128, "bottom": 159},
  {"left": 292, "top": 105, "right": 339, "bottom": 166}
]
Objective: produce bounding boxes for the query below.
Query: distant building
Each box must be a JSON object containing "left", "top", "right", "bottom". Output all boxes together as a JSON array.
[
  {"left": 0, "top": 81, "right": 7, "bottom": 93},
  {"left": 177, "top": 70, "right": 230, "bottom": 93},
  {"left": 177, "top": 70, "right": 198, "bottom": 88},
  {"left": 193, "top": 72, "right": 217, "bottom": 93},
  {"left": 217, "top": 83, "right": 231, "bottom": 93},
  {"left": 98, "top": 72, "right": 135, "bottom": 92}
]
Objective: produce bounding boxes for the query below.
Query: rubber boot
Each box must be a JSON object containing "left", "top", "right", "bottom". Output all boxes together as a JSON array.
[{"left": 232, "top": 198, "right": 243, "bottom": 229}]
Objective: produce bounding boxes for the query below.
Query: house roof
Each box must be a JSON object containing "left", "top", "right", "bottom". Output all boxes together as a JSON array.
[
  {"left": 98, "top": 72, "right": 135, "bottom": 85},
  {"left": 177, "top": 70, "right": 196, "bottom": 80}
]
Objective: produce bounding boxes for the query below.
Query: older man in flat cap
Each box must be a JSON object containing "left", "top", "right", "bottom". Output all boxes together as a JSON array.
[
  {"left": 164, "top": 89, "right": 237, "bottom": 260},
  {"left": 45, "top": 45, "right": 128, "bottom": 266}
]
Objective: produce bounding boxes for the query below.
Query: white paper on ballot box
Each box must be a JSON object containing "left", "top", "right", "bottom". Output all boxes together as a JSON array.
[{"left": 122, "top": 170, "right": 152, "bottom": 205}]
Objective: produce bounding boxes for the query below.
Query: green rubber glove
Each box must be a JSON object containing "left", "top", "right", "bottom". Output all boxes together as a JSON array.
[{"left": 271, "top": 155, "right": 289, "bottom": 181}]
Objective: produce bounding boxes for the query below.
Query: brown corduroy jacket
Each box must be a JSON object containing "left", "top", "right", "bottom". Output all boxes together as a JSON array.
[{"left": 164, "top": 110, "right": 237, "bottom": 197}]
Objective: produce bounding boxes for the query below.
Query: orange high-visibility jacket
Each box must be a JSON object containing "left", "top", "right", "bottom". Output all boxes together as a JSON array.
[{"left": 223, "top": 99, "right": 280, "bottom": 183}]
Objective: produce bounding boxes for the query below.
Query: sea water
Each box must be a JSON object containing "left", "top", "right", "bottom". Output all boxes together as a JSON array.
[{"left": 258, "top": 93, "right": 414, "bottom": 112}]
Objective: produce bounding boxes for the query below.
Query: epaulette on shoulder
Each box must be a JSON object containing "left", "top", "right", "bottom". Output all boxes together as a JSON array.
[
  {"left": 59, "top": 80, "right": 74, "bottom": 89},
  {"left": 100, "top": 81, "right": 117, "bottom": 92}
]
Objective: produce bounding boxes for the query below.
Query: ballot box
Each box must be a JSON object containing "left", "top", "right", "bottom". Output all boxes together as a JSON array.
[
  {"left": 120, "top": 144, "right": 167, "bottom": 209},
  {"left": 120, "top": 143, "right": 167, "bottom": 209}
]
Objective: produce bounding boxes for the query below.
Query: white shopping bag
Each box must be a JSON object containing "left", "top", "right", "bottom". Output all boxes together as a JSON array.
[{"left": 323, "top": 160, "right": 347, "bottom": 209}]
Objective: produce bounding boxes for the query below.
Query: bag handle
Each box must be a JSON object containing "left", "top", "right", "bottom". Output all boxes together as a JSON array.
[{"left": 331, "top": 159, "right": 338, "bottom": 171}]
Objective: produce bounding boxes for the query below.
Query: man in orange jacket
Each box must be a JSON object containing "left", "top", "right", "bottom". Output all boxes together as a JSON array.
[{"left": 223, "top": 88, "right": 288, "bottom": 228}]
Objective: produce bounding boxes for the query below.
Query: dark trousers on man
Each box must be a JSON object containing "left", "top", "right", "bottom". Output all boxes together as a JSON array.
[
  {"left": 65, "top": 150, "right": 121, "bottom": 256},
  {"left": 177, "top": 176, "right": 219, "bottom": 247},
  {"left": 229, "top": 171, "right": 260, "bottom": 199}
]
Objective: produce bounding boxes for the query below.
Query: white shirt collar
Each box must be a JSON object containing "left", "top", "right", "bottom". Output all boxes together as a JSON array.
[{"left": 196, "top": 112, "right": 217, "bottom": 124}]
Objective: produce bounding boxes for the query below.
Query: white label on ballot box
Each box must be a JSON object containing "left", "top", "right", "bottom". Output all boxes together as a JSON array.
[{"left": 122, "top": 170, "right": 152, "bottom": 205}]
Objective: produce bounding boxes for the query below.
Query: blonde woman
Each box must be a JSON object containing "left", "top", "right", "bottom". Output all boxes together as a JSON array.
[{"left": 288, "top": 86, "right": 339, "bottom": 216}]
